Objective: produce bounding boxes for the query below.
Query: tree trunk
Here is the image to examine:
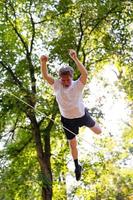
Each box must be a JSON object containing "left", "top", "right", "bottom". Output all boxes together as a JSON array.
[{"left": 27, "top": 110, "right": 52, "bottom": 200}]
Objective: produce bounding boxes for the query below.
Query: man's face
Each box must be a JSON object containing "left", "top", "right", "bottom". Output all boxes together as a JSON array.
[{"left": 60, "top": 74, "right": 72, "bottom": 88}]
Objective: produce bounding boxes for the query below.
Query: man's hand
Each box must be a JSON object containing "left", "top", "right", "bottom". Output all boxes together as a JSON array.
[
  {"left": 69, "top": 49, "right": 88, "bottom": 85},
  {"left": 69, "top": 49, "right": 77, "bottom": 60},
  {"left": 40, "top": 55, "right": 54, "bottom": 85},
  {"left": 40, "top": 55, "right": 48, "bottom": 63}
]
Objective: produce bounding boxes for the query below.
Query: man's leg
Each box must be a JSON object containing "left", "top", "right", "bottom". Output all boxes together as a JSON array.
[
  {"left": 69, "top": 137, "right": 78, "bottom": 160},
  {"left": 84, "top": 108, "right": 102, "bottom": 135},
  {"left": 90, "top": 122, "right": 102, "bottom": 134},
  {"left": 69, "top": 137, "right": 82, "bottom": 181}
]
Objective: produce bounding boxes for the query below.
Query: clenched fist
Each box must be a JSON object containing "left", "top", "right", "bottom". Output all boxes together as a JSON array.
[
  {"left": 40, "top": 55, "right": 48, "bottom": 63},
  {"left": 69, "top": 49, "right": 77, "bottom": 60}
]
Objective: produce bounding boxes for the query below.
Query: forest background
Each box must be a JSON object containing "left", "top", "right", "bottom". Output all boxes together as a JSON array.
[{"left": 0, "top": 0, "right": 133, "bottom": 199}]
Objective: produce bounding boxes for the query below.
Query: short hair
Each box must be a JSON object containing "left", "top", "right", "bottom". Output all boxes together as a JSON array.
[{"left": 59, "top": 66, "right": 74, "bottom": 77}]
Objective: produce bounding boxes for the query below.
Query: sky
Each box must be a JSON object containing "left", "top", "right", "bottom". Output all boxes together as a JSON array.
[{"left": 87, "top": 64, "right": 131, "bottom": 135}]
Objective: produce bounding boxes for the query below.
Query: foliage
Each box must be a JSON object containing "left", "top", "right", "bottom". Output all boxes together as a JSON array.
[
  {"left": 0, "top": 0, "right": 133, "bottom": 199},
  {"left": 67, "top": 135, "right": 133, "bottom": 199}
]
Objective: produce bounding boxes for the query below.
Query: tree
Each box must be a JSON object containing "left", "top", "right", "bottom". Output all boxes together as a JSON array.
[
  {"left": 0, "top": 0, "right": 133, "bottom": 199},
  {"left": 0, "top": 0, "right": 58, "bottom": 199}
]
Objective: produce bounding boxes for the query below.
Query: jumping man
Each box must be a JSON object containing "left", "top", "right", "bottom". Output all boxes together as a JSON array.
[{"left": 40, "top": 49, "right": 102, "bottom": 181}]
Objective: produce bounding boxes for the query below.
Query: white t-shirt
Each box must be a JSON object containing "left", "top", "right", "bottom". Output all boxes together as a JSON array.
[{"left": 52, "top": 79, "right": 85, "bottom": 119}]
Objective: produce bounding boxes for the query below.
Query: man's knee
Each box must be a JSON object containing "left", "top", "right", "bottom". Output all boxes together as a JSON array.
[
  {"left": 69, "top": 137, "right": 77, "bottom": 149},
  {"left": 90, "top": 123, "right": 102, "bottom": 134},
  {"left": 95, "top": 127, "right": 102, "bottom": 134}
]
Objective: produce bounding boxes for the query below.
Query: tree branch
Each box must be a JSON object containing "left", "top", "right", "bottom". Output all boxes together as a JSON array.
[
  {"left": 5, "top": 1, "right": 36, "bottom": 94},
  {"left": 0, "top": 61, "right": 25, "bottom": 89},
  {"left": 77, "top": 13, "right": 84, "bottom": 55},
  {"left": 122, "top": 120, "right": 133, "bottom": 128},
  {"left": 5, "top": 3, "right": 28, "bottom": 57},
  {"left": 29, "top": 0, "right": 36, "bottom": 54},
  {"left": 89, "top": 5, "right": 118, "bottom": 36},
  {"left": 89, "top": 57, "right": 110, "bottom": 66}
]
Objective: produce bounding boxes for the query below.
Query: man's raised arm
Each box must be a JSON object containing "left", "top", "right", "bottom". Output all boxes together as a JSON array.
[
  {"left": 69, "top": 49, "right": 88, "bottom": 85},
  {"left": 40, "top": 55, "right": 54, "bottom": 85}
]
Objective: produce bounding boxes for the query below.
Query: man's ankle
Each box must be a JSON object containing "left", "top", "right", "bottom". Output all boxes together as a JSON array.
[{"left": 74, "top": 159, "right": 79, "bottom": 169}]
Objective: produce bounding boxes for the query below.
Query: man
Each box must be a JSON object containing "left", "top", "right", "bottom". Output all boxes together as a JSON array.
[{"left": 40, "top": 49, "right": 102, "bottom": 181}]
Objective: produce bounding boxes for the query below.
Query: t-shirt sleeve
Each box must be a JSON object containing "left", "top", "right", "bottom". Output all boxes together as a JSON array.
[
  {"left": 75, "top": 78, "right": 85, "bottom": 91},
  {"left": 51, "top": 79, "right": 60, "bottom": 91}
]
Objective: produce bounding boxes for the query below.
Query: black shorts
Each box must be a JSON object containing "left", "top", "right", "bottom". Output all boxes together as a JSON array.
[{"left": 61, "top": 108, "right": 95, "bottom": 140}]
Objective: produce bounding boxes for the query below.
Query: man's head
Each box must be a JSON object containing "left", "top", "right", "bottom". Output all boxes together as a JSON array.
[{"left": 59, "top": 66, "right": 74, "bottom": 88}]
